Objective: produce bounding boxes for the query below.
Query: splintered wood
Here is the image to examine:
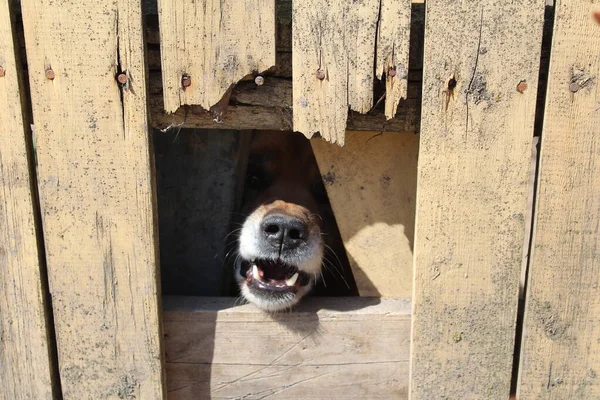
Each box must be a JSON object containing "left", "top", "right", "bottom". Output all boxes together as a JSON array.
[
  {"left": 292, "top": 0, "right": 411, "bottom": 145},
  {"left": 376, "top": 0, "right": 411, "bottom": 119},
  {"left": 163, "top": 297, "right": 411, "bottom": 399},
  {"left": 20, "top": 0, "right": 165, "bottom": 398},
  {"left": 0, "top": 1, "right": 56, "bottom": 398},
  {"left": 158, "top": 0, "right": 276, "bottom": 113},
  {"left": 518, "top": 2, "right": 600, "bottom": 398},
  {"left": 410, "top": 1, "right": 543, "bottom": 399}
]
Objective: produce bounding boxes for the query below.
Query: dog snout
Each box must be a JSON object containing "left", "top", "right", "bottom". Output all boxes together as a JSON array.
[{"left": 261, "top": 212, "right": 308, "bottom": 250}]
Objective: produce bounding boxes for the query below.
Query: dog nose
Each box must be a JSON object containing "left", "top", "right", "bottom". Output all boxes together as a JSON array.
[{"left": 261, "top": 213, "right": 308, "bottom": 249}]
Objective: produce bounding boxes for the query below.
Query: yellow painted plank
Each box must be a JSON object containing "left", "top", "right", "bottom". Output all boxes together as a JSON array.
[
  {"left": 410, "top": 1, "right": 544, "bottom": 398},
  {"left": 376, "top": 0, "right": 412, "bottom": 119},
  {"left": 158, "top": 0, "right": 276, "bottom": 113},
  {"left": 311, "top": 131, "right": 418, "bottom": 297},
  {"left": 293, "top": 0, "right": 412, "bottom": 144},
  {"left": 20, "top": 0, "right": 165, "bottom": 398},
  {"left": 0, "top": 1, "right": 56, "bottom": 398},
  {"left": 292, "top": 0, "right": 379, "bottom": 145},
  {"left": 163, "top": 297, "right": 411, "bottom": 399},
  {"left": 518, "top": 3, "right": 600, "bottom": 398}
]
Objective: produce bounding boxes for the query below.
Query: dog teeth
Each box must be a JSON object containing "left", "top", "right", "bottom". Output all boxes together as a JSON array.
[
  {"left": 285, "top": 272, "right": 299, "bottom": 286},
  {"left": 252, "top": 264, "right": 262, "bottom": 281}
]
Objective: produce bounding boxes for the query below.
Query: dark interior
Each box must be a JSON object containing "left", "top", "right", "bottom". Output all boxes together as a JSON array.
[{"left": 154, "top": 129, "right": 357, "bottom": 298}]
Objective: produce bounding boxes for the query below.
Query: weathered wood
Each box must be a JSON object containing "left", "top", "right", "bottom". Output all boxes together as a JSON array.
[
  {"left": 410, "top": 1, "right": 544, "bottom": 399},
  {"left": 20, "top": 0, "right": 165, "bottom": 398},
  {"left": 163, "top": 296, "right": 411, "bottom": 399},
  {"left": 517, "top": 2, "right": 600, "bottom": 398},
  {"left": 376, "top": 0, "right": 412, "bottom": 119},
  {"left": 292, "top": 0, "right": 380, "bottom": 145},
  {"left": 0, "top": 1, "right": 56, "bottom": 398},
  {"left": 311, "top": 131, "right": 418, "bottom": 297},
  {"left": 149, "top": 74, "right": 421, "bottom": 133},
  {"left": 158, "top": 0, "right": 276, "bottom": 112}
]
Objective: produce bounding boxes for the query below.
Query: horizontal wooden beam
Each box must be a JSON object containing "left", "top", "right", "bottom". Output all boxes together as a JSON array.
[
  {"left": 163, "top": 296, "right": 411, "bottom": 399},
  {"left": 149, "top": 74, "right": 422, "bottom": 133}
]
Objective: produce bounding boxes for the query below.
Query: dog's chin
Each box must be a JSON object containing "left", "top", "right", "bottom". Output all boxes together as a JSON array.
[{"left": 235, "top": 258, "right": 316, "bottom": 312}]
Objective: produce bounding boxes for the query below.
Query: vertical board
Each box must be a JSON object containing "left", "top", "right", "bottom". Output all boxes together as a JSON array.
[
  {"left": 293, "top": 0, "right": 412, "bottom": 144},
  {"left": 518, "top": 2, "right": 600, "bottom": 398},
  {"left": 158, "top": 0, "right": 276, "bottom": 112},
  {"left": 0, "top": 1, "right": 55, "bottom": 398},
  {"left": 376, "top": 0, "right": 412, "bottom": 119},
  {"left": 21, "top": 1, "right": 165, "bottom": 398},
  {"left": 312, "top": 131, "right": 418, "bottom": 297},
  {"left": 410, "top": 1, "right": 543, "bottom": 399},
  {"left": 292, "top": 0, "right": 378, "bottom": 145}
]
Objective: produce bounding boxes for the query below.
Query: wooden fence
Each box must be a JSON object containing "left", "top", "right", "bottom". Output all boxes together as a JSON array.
[{"left": 1, "top": 0, "right": 599, "bottom": 399}]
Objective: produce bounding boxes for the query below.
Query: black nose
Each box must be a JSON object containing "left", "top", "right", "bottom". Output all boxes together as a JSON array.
[{"left": 261, "top": 213, "right": 309, "bottom": 250}]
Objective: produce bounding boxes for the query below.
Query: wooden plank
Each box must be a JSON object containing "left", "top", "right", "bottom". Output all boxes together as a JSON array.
[
  {"left": 0, "top": 1, "right": 56, "bottom": 398},
  {"left": 292, "top": 0, "right": 380, "bottom": 145},
  {"left": 376, "top": 0, "right": 412, "bottom": 119},
  {"left": 311, "top": 131, "right": 418, "bottom": 297},
  {"left": 517, "top": 3, "right": 600, "bottom": 399},
  {"left": 158, "top": 0, "right": 276, "bottom": 112},
  {"left": 20, "top": 0, "right": 165, "bottom": 398},
  {"left": 163, "top": 296, "right": 411, "bottom": 399},
  {"left": 410, "top": 1, "right": 544, "bottom": 399}
]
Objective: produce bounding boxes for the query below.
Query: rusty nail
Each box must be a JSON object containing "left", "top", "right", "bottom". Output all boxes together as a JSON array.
[
  {"left": 0, "top": 67, "right": 5, "bottom": 77},
  {"left": 388, "top": 67, "right": 397, "bottom": 77},
  {"left": 182, "top": 74, "right": 191, "bottom": 88},
  {"left": 316, "top": 69, "right": 326, "bottom": 80},
  {"left": 116, "top": 73, "right": 128, "bottom": 85},
  {"left": 255, "top": 76, "right": 264, "bottom": 86},
  {"left": 45, "top": 69, "right": 55, "bottom": 80},
  {"left": 569, "top": 82, "right": 580, "bottom": 93},
  {"left": 516, "top": 80, "right": 527, "bottom": 93}
]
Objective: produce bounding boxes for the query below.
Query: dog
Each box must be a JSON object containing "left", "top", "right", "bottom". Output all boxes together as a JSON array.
[{"left": 233, "top": 131, "right": 353, "bottom": 311}]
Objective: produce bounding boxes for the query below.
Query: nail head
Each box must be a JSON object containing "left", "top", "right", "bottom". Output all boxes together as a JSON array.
[
  {"left": 316, "top": 69, "right": 326, "bottom": 80},
  {"left": 388, "top": 67, "right": 397, "bottom": 77},
  {"left": 516, "top": 80, "right": 527, "bottom": 93},
  {"left": 0, "top": 67, "right": 5, "bottom": 77},
  {"left": 182, "top": 75, "right": 192, "bottom": 88},
  {"left": 569, "top": 82, "right": 580, "bottom": 93},
  {"left": 255, "top": 76, "right": 264, "bottom": 86},
  {"left": 45, "top": 69, "right": 55, "bottom": 80},
  {"left": 117, "top": 73, "right": 128, "bottom": 85}
]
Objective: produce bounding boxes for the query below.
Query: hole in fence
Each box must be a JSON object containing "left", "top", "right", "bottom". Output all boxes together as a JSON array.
[{"left": 153, "top": 129, "right": 357, "bottom": 298}]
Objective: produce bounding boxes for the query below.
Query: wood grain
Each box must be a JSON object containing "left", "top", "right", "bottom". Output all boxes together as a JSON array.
[
  {"left": 0, "top": 1, "right": 56, "bottom": 398},
  {"left": 376, "top": 0, "right": 412, "bottom": 119},
  {"left": 20, "top": 0, "right": 165, "bottom": 398},
  {"left": 163, "top": 296, "right": 411, "bottom": 399},
  {"left": 518, "top": 2, "right": 600, "bottom": 398},
  {"left": 410, "top": 1, "right": 544, "bottom": 398},
  {"left": 292, "top": 0, "right": 380, "bottom": 145},
  {"left": 311, "top": 131, "right": 418, "bottom": 297},
  {"left": 158, "top": 0, "right": 276, "bottom": 112},
  {"left": 149, "top": 73, "right": 422, "bottom": 133}
]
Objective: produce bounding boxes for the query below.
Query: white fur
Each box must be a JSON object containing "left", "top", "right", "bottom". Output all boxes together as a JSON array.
[
  {"left": 238, "top": 213, "right": 324, "bottom": 275},
  {"left": 236, "top": 208, "right": 323, "bottom": 311}
]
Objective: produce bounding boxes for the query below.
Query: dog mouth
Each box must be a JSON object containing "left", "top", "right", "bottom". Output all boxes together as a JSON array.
[{"left": 239, "top": 259, "right": 311, "bottom": 293}]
